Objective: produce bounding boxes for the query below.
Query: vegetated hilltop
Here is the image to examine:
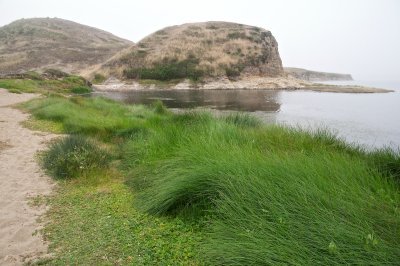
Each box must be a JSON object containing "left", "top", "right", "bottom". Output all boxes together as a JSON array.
[
  {"left": 285, "top": 67, "right": 353, "bottom": 81},
  {"left": 99, "top": 21, "right": 284, "bottom": 81},
  {"left": 0, "top": 18, "right": 132, "bottom": 75}
]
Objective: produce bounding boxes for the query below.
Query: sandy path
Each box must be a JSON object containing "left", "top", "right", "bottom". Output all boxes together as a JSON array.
[{"left": 0, "top": 89, "right": 56, "bottom": 265}]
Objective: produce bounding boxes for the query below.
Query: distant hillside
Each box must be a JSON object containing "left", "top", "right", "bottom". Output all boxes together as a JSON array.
[
  {"left": 99, "top": 21, "right": 284, "bottom": 80},
  {"left": 0, "top": 18, "right": 133, "bottom": 75},
  {"left": 284, "top": 67, "right": 353, "bottom": 81}
]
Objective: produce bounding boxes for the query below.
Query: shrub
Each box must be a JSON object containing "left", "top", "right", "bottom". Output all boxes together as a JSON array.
[
  {"left": 7, "top": 88, "right": 22, "bottom": 94},
  {"left": 42, "top": 135, "right": 111, "bottom": 179},
  {"left": 25, "top": 71, "right": 44, "bottom": 80},
  {"left": 70, "top": 86, "right": 91, "bottom": 94},
  {"left": 63, "top": 75, "right": 87, "bottom": 86},
  {"left": 206, "top": 24, "right": 218, "bottom": 30},
  {"left": 123, "top": 57, "right": 203, "bottom": 81},
  {"left": 123, "top": 68, "right": 140, "bottom": 79},
  {"left": 227, "top": 31, "right": 248, "bottom": 40},
  {"left": 225, "top": 67, "right": 241, "bottom": 79},
  {"left": 43, "top": 69, "right": 70, "bottom": 79},
  {"left": 92, "top": 73, "right": 106, "bottom": 84}
]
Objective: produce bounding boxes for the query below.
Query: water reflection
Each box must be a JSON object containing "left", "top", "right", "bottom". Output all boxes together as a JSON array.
[
  {"left": 96, "top": 89, "right": 281, "bottom": 112},
  {"left": 93, "top": 87, "right": 400, "bottom": 149}
]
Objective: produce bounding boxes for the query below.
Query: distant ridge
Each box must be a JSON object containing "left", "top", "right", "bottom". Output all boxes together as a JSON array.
[
  {"left": 0, "top": 18, "right": 133, "bottom": 75},
  {"left": 284, "top": 67, "right": 353, "bottom": 81}
]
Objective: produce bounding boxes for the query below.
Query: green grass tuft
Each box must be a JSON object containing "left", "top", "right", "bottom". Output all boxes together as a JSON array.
[
  {"left": 21, "top": 95, "right": 164, "bottom": 140},
  {"left": 224, "top": 112, "right": 261, "bottom": 128},
  {"left": 0, "top": 74, "right": 91, "bottom": 94},
  {"left": 367, "top": 147, "right": 400, "bottom": 182},
  {"left": 92, "top": 73, "right": 106, "bottom": 84},
  {"left": 70, "top": 86, "right": 92, "bottom": 94},
  {"left": 0, "top": 79, "right": 40, "bottom": 93},
  {"left": 7, "top": 88, "right": 23, "bottom": 94},
  {"left": 42, "top": 135, "right": 111, "bottom": 179},
  {"left": 151, "top": 100, "right": 169, "bottom": 115}
]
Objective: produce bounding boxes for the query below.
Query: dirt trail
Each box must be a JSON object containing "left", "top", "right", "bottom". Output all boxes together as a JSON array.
[{"left": 0, "top": 89, "right": 56, "bottom": 265}]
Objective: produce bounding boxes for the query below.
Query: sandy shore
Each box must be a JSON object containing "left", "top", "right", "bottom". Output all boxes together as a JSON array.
[
  {"left": 93, "top": 77, "right": 393, "bottom": 93},
  {"left": 0, "top": 89, "right": 56, "bottom": 265}
]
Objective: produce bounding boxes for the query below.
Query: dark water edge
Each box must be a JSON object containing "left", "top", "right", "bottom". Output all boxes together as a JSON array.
[
  {"left": 93, "top": 82, "right": 400, "bottom": 149},
  {"left": 95, "top": 89, "right": 282, "bottom": 112}
]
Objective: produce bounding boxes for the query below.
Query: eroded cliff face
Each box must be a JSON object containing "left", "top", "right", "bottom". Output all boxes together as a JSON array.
[{"left": 100, "top": 21, "right": 284, "bottom": 79}]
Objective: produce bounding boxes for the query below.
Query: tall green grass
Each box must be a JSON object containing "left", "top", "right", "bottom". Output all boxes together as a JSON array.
[
  {"left": 43, "top": 135, "right": 111, "bottom": 179},
  {"left": 0, "top": 74, "right": 91, "bottom": 94},
  {"left": 122, "top": 111, "right": 400, "bottom": 264},
  {"left": 25, "top": 96, "right": 400, "bottom": 264},
  {"left": 206, "top": 153, "right": 399, "bottom": 264},
  {"left": 22, "top": 95, "right": 166, "bottom": 140}
]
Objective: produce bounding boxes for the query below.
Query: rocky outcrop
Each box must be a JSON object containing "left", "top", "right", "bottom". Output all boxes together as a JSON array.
[
  {"left": 98, "top": 21, "right": 284, "bottom": 80},
  {"left": 284, "top": 67, "right": 353, "bottom": 81}
]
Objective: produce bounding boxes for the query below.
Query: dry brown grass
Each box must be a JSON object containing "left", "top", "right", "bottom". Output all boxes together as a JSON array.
[
  {"left": 0, "top": 18, "right": 133, "bottom": 76},
  {"left": 100, "top": 21, "right": 283, "bottom": 79}
]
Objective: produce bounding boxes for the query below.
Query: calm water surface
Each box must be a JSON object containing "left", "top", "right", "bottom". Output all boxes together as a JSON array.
[{"left": 95, "top": 81, "right": 400, "bottom": 149}]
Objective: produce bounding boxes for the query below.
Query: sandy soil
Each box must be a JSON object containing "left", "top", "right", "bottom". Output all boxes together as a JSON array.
[{"left": 0, "top": 89, "right": 56, "bottom": 265}]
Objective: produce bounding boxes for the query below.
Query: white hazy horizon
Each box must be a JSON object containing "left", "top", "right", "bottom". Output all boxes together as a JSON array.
[{"left": 1, "top": 0, "right": 399, "bottom": 81}]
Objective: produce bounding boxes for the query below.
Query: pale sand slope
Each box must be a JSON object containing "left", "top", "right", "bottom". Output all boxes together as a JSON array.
[{"left": 0, "top": 89, "right": 56, "bottom": 265}]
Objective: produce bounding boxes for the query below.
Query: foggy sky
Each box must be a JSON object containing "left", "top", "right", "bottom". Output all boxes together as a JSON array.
[{"left": 0, "top": 0, "right": 399, "bottom": 81}]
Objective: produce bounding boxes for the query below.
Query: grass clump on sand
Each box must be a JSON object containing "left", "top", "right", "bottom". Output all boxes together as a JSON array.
[
  {"left": 92, "top": 73, "right": 106, "bottom": 84},
  {"left": 42, "top": 135, "right": 110, "bottom": 179},
  {"left": 24, "top": 95, "right": 400, "bottom": 265}
]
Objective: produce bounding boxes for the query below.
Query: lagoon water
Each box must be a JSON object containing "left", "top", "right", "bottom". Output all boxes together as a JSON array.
[{"left": 96, "top": 80, "right": 400, "bottom": 149}]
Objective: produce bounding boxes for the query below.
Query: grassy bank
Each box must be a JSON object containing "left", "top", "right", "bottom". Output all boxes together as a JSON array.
[
  {"left": 22, "top": 97, "right": 204, "bottom": 265},
  {"left": 22, "top": 95, "right": 400, "bottom": 265},
  {"left": 0, "top": 71, "right": 91, "bottom": 94}
]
